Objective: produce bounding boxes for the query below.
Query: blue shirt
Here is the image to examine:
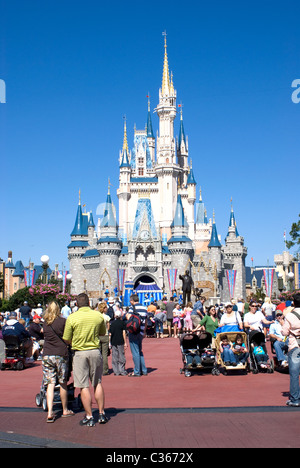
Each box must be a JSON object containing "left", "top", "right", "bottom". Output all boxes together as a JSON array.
[{"left": 192, "top": 300, "right": 203, "bottom": 316}]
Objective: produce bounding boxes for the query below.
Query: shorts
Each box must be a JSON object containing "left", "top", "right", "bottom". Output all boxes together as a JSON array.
[
  {"left": 42, "top": 355, "right": 69, "bottom": 385},
  {"left": 73, "top": 349, "right": 103, "bottom": 388}
]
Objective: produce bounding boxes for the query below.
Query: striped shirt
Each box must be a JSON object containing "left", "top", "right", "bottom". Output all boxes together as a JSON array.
[
  {"left": 63, "top": 307, "right": 106, "bottom": 351},
  {"left": 130, "top": 303, "right": 148, "bottom": 336}
]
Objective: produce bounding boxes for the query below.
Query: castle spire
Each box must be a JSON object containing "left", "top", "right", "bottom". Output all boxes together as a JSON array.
[
  {"left": 178, "top": 105, "right": 186, "bottom": 147},
  {"left": 161, "top": 31, "right": 170, "bottom": 96},
  {"left": 208, "top": 210, "right": 221, "bottom": 247},
  {"left": 228, "top": 199, "right": 240, "bottom": 237},
  {"left": 146, "top": 95, "right": 154, "bottom": 138},
  {"left": 122, "top": 117, "right": 129, "bottom": 154},
  {"left": 120, "top": 117, "right": 131, "bottom": 168}
]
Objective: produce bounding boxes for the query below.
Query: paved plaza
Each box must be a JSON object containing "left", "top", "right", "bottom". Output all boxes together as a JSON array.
[{"left": 0, "top": 337, "right": 299, "bottom": 449}]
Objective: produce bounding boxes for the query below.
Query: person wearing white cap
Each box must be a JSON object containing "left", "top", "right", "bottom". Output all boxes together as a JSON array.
[{"left": 219, "top": 303, "right": 243, "bottom": 330}]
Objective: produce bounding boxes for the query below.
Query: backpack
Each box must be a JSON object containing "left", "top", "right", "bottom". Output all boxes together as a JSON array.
[
  {"left": 126, "top": 311, "right": 141, "bottom": 335},
  {"left": 106, "top": 305, "right": 115, "bottom": 321}
]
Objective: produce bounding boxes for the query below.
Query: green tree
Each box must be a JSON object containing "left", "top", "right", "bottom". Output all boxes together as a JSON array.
[{"left": 286, "top": 214, "right": 300, "bottom": 251}]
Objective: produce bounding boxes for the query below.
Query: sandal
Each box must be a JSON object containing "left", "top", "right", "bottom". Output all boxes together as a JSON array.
[
  {"left": 47, "top": 414, "right": 56, "bottom": 423},
  {"left": 62, "top": 410, "right": 75, "bottom": 418}
]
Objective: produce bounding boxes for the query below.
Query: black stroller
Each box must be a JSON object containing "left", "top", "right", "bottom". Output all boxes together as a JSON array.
[
  {"left": 248, "top": 330, "right": 274, "bottom": 374},
  {"left": 179, "top": 332, "right": 219, "bottom": 377}
]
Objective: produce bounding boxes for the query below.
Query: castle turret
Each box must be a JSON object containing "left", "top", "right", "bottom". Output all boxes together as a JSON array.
[
  {"left": 146, "top": 96, "right": 155, "bottom": 164},
  {"left": 98, "top": 185, "right": 122, "bottom": 295},
  {"left": 68, "top": 191, "right": 90, "bottom": 294},
  {"left": 222, "top": 206, "right": 247, "bottom": 300},
  {"left": 118, "top": 119, "right": 131, "bottom": 240},
  {"left": 168, "top": 194, "right": 193, "bottom": 291}
]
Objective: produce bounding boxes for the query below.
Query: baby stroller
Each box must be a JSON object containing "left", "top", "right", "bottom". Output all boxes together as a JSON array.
[
  {"left": 35, "top": 376, "right": 79, "bottom": 412},
  {"left": 1, "top": 335, "right": 33, "bottom": 371},
  {"left": 180, "top": 332, "right": 219, "bottom": 377},
  {"left": 215, "top": 331, "right": 249, "bottom": 375},
  {"left": 248, "top": 330, "right": 274, "bottom": 374},
  {"left": 35, "top": 356, "right": 82, "bottom": 412}
]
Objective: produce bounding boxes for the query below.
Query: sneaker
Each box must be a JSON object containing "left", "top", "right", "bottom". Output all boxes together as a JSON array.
[
  {"left": 79, "top": 416, "right": 95, "bottom": 427},
  {"left": 98, "top": 413, "right": 109, "bottom": 424},
  {"left": 286, "top": 400, "right": 300, "bottom": 407}
]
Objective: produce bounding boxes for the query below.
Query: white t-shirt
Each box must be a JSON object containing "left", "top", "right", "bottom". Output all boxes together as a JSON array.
[
  {"left": 244, "top": 311, "right": 265, "bottom": 331},
  {"left": 220, "top": 312, "right": 242, "bottom": 326}
]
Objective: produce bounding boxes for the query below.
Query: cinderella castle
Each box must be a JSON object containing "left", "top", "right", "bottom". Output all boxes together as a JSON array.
[{"left": 68, "top": 36, "right": 247, "bottom": 304}]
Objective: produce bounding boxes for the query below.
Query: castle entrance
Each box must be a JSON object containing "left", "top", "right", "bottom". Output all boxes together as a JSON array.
[{"left": 133, "top": 275, "right": 163, "bottom": 306}]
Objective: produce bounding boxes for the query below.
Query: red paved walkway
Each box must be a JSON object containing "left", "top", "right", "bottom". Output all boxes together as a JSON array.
[{"left": 0, "top": 337, "right": 299, "bottom": 448}]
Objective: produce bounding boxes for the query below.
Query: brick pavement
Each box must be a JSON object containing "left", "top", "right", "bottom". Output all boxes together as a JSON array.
[{"left": 0, "top": 337, "right": 299, "bottom": 448}]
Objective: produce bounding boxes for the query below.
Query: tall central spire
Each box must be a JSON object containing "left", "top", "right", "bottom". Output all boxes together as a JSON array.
[
  {"left": 162, "top": 31, "right": 170, "bottom": 96},
  {"left": 122, "top": 117, "right": 129, "bottom": 154}
]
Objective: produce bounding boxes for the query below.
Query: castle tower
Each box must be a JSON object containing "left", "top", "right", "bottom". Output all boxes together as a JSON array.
[
  {"left": 186, "top": 162, "right": 196, "bottom": 240},
  {"left": 146, "top": 96, "right": 155, "bottom": 164},
  {"left": 117, "top": 119, "right": 131, "bottom": 241},
  {"left": 177, "top": 106, "right": 189, "bottom": 186},
  {"left": 222, "top": 206, "right": 247, "bottom": 300},
  {"left": 168, "top": 194, "right": 193, "bottom": 291},
  {"left": 98, "top": 185, "right": 122, "bottom": 295},
  {"left": 195, "top": 189, "right": 211, "bottom": 254},
  {"left": 68, "top": 191, "right": 90, "bottom": 294},
  {"left": 155, "top": 34, "right": 180, "bottom": 239}
]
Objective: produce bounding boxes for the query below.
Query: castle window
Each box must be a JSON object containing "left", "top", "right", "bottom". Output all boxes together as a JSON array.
[
  {"left": 138, "top": 157, "right": 143, "bottom": 165},
  {"left": 138, "top": 168, "right": 144, "bottom": 176}
]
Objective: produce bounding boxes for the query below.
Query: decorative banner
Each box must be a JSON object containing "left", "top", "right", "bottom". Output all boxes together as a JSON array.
[
  {"left": 226, "top": 269, "right": 237, "bottom": 298},
  {"left": 117, "top": 269, "right": 126, "bottom": 294},
  {"left": 24, "top": 268, "right": 35, "bottom": 287},
  {"left": 167, "top": 269, "right": 177, "bottom": 294},
  {"left": 263, "top": 269, "right": 275, "bottom": 297}
]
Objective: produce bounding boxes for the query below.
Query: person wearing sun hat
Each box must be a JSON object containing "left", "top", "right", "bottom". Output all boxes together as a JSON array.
[{"left": 219, "top": 303, "right": 243, "bottom": 330}]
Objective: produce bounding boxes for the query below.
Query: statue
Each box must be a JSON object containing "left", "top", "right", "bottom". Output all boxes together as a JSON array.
[{"left": 179, "top": 270, "right": 194, "bottom": 306}]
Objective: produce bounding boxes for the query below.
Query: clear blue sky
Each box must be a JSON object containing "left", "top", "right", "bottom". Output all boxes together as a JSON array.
[{"left": 0, "top": 0, "right": 299, "bottom": 271}]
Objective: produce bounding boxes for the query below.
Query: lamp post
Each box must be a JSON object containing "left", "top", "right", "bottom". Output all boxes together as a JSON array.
[
  {"left": 57, "top": 273, "right": 63, "bottom": 292},
  {"left": 277, "top": 272, "right": 284, "bottom": 295},
  {"left": 41, "top": 255, "right": 50, "bottom": 284},
  {"left": 288, "top": 271, "right": 295, "bottom": 292},
  {"left": 66, "top": 273, "right": 72, "bottom": 294}
]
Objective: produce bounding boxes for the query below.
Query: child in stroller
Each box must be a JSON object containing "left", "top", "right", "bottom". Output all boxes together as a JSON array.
[
  {"left": 248, "top": 330, "right": 274, "bottom": 373},
  {"left": 180, "top": 332, "right": 219, "bottom": 376}
]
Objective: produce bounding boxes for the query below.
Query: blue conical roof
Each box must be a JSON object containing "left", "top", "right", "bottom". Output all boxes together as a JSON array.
[
  {"left": 88, "top": 211, "right": 95, "bottom": 228},
  {"left": 120, "top": 148, "right": 131, "bottom": 168},
  {"left": 71, "top": 203, "right": 86, "bottom": 236},
  {"left": 178, "top": 112, "right": 186, "bottom": 147},
  {"left": 12, "top": 260, "right": 24, "bottom": 277},
  {"left": 171, "top": 195, "right": 188, "bottom": 228},
  {"left": 208, "top": 218, "right": 221, "bottom": 248},
  {"left": 187, "top": 167, "right": 196, "bottom": 185},
  {"left": 228, "top": 209, "right": 239, "bottom": 237},
  {"left": 100, "top": 192, "right": 118, "bottom": 228},
  {"left": 146, "top": 103, "right": 154, "bottom": 139}
]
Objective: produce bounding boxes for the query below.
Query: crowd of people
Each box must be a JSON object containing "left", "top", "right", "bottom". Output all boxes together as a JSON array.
[{"left": 0, "top": 290, "right": 299, "bottom": 425}]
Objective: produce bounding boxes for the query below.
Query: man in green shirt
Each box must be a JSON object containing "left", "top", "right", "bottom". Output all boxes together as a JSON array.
[{"left": 63, "top": 293, "right": 108, "bottom": 427}]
